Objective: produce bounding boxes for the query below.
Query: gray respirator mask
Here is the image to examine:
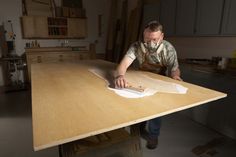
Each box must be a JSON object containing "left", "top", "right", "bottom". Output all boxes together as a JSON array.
[{"left": 144, "top": 41, "right": 160, "bottom": 53}]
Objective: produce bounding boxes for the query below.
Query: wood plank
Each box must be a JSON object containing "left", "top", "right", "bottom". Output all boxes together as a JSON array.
[
  {"left": 123, "top": 0, "right": 143, "bottom": 55},
  {"left": 31, "top": 60, "right": 226, "bottom": 151},
  {"left": 25, "top": 47, "right": 72, "bottom": 52},
  {"left": 114, "top": 0, "right": 128, "bottom": 63},
  {"left": 105, "top": 0, "right": 118, "bottom": 61}
]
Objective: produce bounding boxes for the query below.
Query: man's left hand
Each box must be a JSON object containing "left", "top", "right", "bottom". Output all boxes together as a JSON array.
[{"left": 172, "top": 75, "right": 183, "bottom": 81}]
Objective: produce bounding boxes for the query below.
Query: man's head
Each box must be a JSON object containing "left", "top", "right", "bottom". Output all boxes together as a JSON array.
[
  {"left": 143, "top": 21, "right": 164, "bottom": 43},
  {"left": 143, "top": 21, "right": 164, "bottom": 53}
]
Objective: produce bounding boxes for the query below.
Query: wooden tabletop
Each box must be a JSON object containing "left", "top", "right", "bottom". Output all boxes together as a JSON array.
[{"left": 31, "top": 59, "right": 226, "bottom": 151}]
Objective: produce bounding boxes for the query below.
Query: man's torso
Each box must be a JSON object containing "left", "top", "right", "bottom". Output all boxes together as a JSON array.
[{"left": 126, "top": 40, "right": 179, "bottom": 75}]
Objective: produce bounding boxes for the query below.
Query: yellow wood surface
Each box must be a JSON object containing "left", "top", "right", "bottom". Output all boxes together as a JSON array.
[
  {"left": 26, "top": 45, "right": 96, "bottom": 81},
  {"left": 31, "top": 60, "right": 226, "bottom": 151}
]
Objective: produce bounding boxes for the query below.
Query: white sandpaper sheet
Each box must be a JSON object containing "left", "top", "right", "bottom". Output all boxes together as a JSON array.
[{"left": 89, "top": 68, "right": 188, "bottom": 98}]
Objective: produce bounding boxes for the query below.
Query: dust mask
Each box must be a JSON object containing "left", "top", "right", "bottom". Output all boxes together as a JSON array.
[{"left": 144, "top": 41, "right": 160, "bottom": 53}]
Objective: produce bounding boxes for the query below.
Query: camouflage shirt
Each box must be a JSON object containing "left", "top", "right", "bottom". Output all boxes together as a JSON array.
[{"left": 125, "top": 40, "right": 179, "bottom": 76}]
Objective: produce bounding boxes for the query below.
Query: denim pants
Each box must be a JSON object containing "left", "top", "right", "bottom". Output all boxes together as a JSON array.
[{"left": 140, "top": 117, "right": 161, "bottom": 139}]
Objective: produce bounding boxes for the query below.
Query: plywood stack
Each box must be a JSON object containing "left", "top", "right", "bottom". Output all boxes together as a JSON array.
[
  {"left": 106, "top": 0, "right": 144, "bottom": 62},
  {"left": 105, "top": 0, "right": 118, "bottom": 62},
  {"left": 60, "top": 129, "right": 142, "bottom": 157},
  {"left": 61, "top": 0, "right": 86, "bottom": 18},
  {"left": 123, "top": 0, "right": 143, "bottom": 55},
  {"left": 114, "top": 0, "right": 128, "bottom": 63}
]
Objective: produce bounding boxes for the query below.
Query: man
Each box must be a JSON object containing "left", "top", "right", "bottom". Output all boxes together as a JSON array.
[{"left": 114, "top": 21, "right": 182, "bottom": 149}]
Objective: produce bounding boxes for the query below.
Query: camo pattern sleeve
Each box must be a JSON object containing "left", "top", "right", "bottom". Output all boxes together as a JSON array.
[
  {"left": 125, "top": 42, "right": 139, "bottom": 61},
  {"left": 164, "top": 41, "right": 179, "bottom": 72}
]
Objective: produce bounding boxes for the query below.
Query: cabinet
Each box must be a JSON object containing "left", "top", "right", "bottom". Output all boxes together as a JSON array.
[
  {"left": 67, "top": 18, "right": 87, "bottom": 38},
  {"left": 155, "top": 0, "right": 236, "bottom": 36},
  {"left": 159, "top": 0, "right": 176, "bottom": 36},
  {"left": 175, "top": 0, "right": 196, "bottom": 36},
  {"left": 21, "top": 16, "right": 87, "bottom": 39},
  {"left": 221, "top": 0, "right": 236, "bottom": 35},
  {"left": 142, "top": 3, "right": 161, "bottom": 28},
  {"left": 195, "top": 0, "right": 224, "bottom": 35},
  {"left": 21, "top": 16, "right": 48, "bottom": 38},
  {"left": 180, "top": 64, "right": 236, "bottom": 139},
  {"left": 47, "top": 17, "right": 68, "bottom": 37}
]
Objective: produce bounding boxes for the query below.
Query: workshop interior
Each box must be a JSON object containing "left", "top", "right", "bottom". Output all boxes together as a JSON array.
[{"left": 0, "top": 0, "right": 236, "bottom": 157}]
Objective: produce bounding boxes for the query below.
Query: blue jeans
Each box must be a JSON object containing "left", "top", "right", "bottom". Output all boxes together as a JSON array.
[{"left": 140, "top": 117, "right": 161, "bottom": 139}]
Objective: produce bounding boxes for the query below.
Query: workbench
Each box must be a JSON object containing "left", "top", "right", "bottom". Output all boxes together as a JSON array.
[
  {"left": 25, "top": 44, "right": 96, "bottom": 81},
  {"left": 31, "top": 59, "right": 226, "bottom": 155}
]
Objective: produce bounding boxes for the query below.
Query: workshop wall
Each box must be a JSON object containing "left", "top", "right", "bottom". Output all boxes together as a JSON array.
[
  {"left": 167, "top": 37, "right": 236, "bottom": 59},
  {"left": 0, "top": 0, "right": 110, "bottom": 86}
]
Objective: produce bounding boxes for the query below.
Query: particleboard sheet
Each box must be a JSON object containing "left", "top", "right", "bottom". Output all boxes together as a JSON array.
[{"left": 31, "top": 59, "right": 226, "bottom": 151}]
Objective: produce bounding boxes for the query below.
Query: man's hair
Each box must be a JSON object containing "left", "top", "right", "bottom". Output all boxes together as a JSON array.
[{"left": 144, "top": 20, "right": 163, "bottom": 32}]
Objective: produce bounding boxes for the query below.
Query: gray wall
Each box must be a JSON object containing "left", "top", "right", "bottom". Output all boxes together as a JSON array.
[{"left": 167, "top": 37, "right": 236, "bottom": 59}]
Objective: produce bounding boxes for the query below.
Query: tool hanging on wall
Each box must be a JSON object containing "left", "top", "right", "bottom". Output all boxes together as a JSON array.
[
  {"left": 4, "top": 20, "right": 16, "bottom": 56},
  {"left": 1, "top": 21, "right": 28, "bottom": 91}
]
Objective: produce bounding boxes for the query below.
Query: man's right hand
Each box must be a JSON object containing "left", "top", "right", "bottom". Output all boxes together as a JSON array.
[{"left": 114, "top": 75, "right": 127, "bottom": 88}]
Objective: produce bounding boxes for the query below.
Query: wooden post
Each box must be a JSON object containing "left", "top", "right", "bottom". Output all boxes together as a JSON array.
[{"left": 130, "top": 124, "right": 143, "bottom": 157}]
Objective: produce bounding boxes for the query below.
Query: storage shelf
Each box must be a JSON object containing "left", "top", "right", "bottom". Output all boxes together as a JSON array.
[{"left": 21, "top": 16, "right": 87, "bottom": 39}]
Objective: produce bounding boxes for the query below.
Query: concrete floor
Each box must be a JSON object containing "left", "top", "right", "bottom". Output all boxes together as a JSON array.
[{"left": 0, "top": 90, "right": 236, "bottom": 157}]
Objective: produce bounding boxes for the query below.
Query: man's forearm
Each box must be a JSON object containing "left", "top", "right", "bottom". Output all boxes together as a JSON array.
[
  {"left": 115, "top": 56, "right": 133, "bottom": 77},
  {"left": 116, "top": 64, "right": 127, "bottom": 77},
  {"left": 115, "top": 56, "right": 132, "bottom": 88}
]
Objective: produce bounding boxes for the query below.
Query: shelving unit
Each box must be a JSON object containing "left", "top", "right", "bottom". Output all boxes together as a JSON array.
[
  {"left": 21, "top": 16, "right": 87, "bottom": 39},
  {"left": 47, "top": 17, "right": 67, "bottom": 36}
]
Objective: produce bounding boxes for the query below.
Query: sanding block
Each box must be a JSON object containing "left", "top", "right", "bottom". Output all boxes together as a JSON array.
[{"left": 124, "top": 84, "right": 146, "bottom": 94}]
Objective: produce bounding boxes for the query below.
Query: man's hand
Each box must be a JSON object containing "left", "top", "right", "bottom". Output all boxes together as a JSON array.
[
  {"left": 172, "top": 75, "right": 183, "bottom": 81},
  {"left": 115, "top": 56, "right": 133, "bottom": 88},
  {"left": 114, "top": 75, "right": 128, "bottom": 88},
  {"left": 171, "top": 68, "right": 182, "bottom": 81}
]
